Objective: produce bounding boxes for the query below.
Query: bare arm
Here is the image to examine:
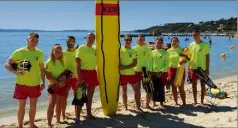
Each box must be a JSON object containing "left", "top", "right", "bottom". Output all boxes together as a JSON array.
[
  {"left": 120, "top": 58, "right": 137, "bottom": 70},
  {"left": 5, "top": 58, "right": 22, "bottom": 75},
  {"left": 76, "top": 57, "right": 83, "bottom": 81},
  {"left": 206, "top": 54, "right": 210, "bottom": 75},
  {"left": 45, "top": 71, "right": 58, "bottom": 84},
  {"left": 39, "top": 63, "right": 45, "bottom": 90}
]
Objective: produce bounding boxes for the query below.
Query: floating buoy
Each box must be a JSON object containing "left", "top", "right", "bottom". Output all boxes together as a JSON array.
[
  {"left": 229, "top": 45, "right": 234, "bottom": 50},
  {"left": 221, "top": 53, "right": 226, "bottom": 60}
]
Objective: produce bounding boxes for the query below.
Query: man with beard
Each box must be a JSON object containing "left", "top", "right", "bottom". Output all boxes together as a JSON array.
[{"left": 62, "top": 36, "right": 78, "bottom": 120}]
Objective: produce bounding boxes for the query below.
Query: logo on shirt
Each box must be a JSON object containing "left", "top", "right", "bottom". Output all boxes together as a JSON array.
[
  {"left": 128, "top": 51, "right": 133, "bottom": 58},
  {"left": 34, "top": 56, "right": 39, "bottom": 61},
  {"left": 198, "top": 48, "right": 202, "bottom": 52},
  {"left": 144, "top": 51, "right": 147, "bottom": 56}
]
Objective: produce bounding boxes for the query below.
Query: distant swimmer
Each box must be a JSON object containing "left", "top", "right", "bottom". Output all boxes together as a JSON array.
[{"left": 208, "top": 39, "right": 212, "bottom": 47}]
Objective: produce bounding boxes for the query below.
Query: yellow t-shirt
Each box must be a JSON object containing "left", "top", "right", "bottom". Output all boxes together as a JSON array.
[
  {"left": 63, "top": 50, "right": 77, "bottom": 78},
  {"left": 10, "top": 47, "right": 44, "bottom": 86},
  {"left": 151, "top": 49, "right": 169, "bottom": 72},
  {"left": 167, "top": 47, "right": 183, "bottom": 68},
  {"left": 188, "top": 41, "right": 210, "bottom": 70},
  {"left": 75, "top": 45, "right": 97, "bottom": 70},
  {"left": 120, "top": 47, "right": 137, "bottom": 75},
  {"left": 132, "top": 45, "right": 153, "bottom": 72},
  {"left": 45, "top": 59, "right": 65, "bottom": 86}
]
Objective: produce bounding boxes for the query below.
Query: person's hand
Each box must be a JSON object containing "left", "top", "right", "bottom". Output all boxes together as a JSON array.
[
  {"left": 58, "top": 81, "right": 65, "bottom": 87},
  {"left": 156, "top": 72, "right": 162, "bottom": 78},
  {"left": 15, "top": 71, "right": 24, "bottom": 76},
  {"left": 148, "top": 72, "right": 152, "bottom": 78},
  {"left": 119, "top": 65, "right": 125, "bottom": 70},
  {"left": 40, "top": 83, "right": 45, "bottom": 91},
  {"left": 77, "top": 77, "right": 85, "bottom": 86},
  {"left": 206, "top": 70, "right": 210, "bottom": 76}
]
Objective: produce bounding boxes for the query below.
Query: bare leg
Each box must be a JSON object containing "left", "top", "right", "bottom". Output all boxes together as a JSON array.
[
  {"left": 132, "top": 83, "right": 143, "bottom": 112},
  {"left": 86, "top": 86, "right": 95, "bottom": 118},
  {"left": 146, "top": 93, "right": 152, "bottom": 109},
  {"left": 55, "top": 95, "right": 63, "bottom": 123},
  {"left": 17, "top": 99, "right": 26, "bottom": 128},
  {"left": 171, "top": 85, "right": 178, "bottom": 105},
  {"left": 122, "top": 85, "right": 128, "bottom": 110},
  {"left": 62, "top": 90, "right": 69, "bottom": 120},
  {"left": 47, "top": 94, "right": 56, "bottom": 128},
  {"left": 192, "top": 80, "right": 198, "bottom": 105},
  {"left": 75, "top": 105, "right": 82, "bottom": 120},
  {"left": 179, "top": 79, "right": 186, "bottom": 105},
  {"left": 200, "top": 81, "right": 206, "bottom": 104},
  {"left": 29, "top": 98, "right": 38, "bottom": 128}
]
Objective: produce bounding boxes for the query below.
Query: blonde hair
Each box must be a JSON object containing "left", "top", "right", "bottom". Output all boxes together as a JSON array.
[{"left": 49, "top": 44, "right": 64, "bottom": 65}]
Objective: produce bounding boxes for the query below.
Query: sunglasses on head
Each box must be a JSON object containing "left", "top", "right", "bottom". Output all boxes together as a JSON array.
[{"left": 125, "top": 39, "right": 132, "bottom": 41}]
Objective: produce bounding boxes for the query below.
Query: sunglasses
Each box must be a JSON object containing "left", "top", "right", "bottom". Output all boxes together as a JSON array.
[{"left": 125, "top": 39, "right": 132, "bottom": 41}]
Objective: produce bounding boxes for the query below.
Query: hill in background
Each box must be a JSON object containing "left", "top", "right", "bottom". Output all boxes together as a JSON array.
[{"left": 134, "top": 17, "right": 237, "bottom": 35}]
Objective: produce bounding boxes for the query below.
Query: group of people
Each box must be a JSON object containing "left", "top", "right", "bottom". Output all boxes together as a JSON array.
[{"left": 5, "top": 30, "right": 210, "bottom": 128}]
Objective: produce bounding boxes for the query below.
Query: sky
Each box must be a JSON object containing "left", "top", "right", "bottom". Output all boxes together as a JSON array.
[{"left": 0, "top": 1, "right": 236, "bottom": 31}]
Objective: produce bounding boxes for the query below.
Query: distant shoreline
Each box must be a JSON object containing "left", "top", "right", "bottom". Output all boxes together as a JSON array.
[{"left": 0, "top": 30, "right": 236, "bottom": 37}]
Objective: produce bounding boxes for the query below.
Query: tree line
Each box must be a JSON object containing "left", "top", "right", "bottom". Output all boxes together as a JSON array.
[{"left": 134, "top": 17, "right": 237, "bottom": 35}]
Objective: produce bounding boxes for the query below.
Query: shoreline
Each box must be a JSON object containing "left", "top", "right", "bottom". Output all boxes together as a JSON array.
[
  {"left": 0, "top": 75, "right": 237, "bottom": 127},
  {"left": 0, "top": 72, "right": 236, "bottom": 118}
]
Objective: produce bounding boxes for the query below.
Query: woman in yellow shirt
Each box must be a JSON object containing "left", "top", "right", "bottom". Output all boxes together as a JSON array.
[
  {"left": 45, "top": 44, "right": 66, "bottom": 127},
  {"left": 167, "top": 37, "right": 186, "bottom": 106}
]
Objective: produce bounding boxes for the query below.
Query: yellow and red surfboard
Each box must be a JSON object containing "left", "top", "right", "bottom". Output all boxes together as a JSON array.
[{"left": 95, "top": 0, "right": 120, "bottom": 116}]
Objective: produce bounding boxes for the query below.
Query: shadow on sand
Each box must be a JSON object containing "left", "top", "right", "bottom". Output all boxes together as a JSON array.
[{"left": 64, "top": 103, "right": 236, "bottom": 128}]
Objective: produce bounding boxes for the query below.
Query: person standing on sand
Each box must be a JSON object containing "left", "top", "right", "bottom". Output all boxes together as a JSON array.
[
  {"left": 120, "top": 34, "right": 143, "bottom": 112},
  {"left": 5, "top": 33, "right": 45, "bottom": 128},
  {"left": 75, "top": 33, "right": 99, "bottom": 120},
  {"left": 62, "top": 36, "right": 78, "bottom": 120},
  {"left": 46, "top": 44, "right": 66, "bottom": 127},
  {"left": 167, "top": 37, "right": 186, "bottom": 106},
  {"left": 188, "top": 30, "right": 210, "bottom": 105},
  {"left": 149, "top": 38, "right": 169, "bottom": 108},
  {"left": 132, "top": 34, "right": 153, "bottom": 109}
]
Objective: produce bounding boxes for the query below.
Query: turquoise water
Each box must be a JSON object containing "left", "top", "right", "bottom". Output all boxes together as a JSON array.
[{"left": 0, "top": 31, "right": 237, "bottom": 116}]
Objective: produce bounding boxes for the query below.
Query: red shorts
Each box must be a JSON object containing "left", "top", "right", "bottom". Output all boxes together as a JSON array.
[
  {"left": 120, "top": 75, "right": 138, "bottom": 86},
  {"left": 135, "top": 72, "right": 143, "bottom": 83},
  {"left": 13, "top": 84, "right": 41, "bottom": 100},
  {"left": 168, "top": 67, "right": 185, "bottom": 81},
  {"left": 161, "top": 72, "right": 168, "bottom": 86},
  {"left": 81, "top": 69, "right": 99, "bottom": 87},
  {"left": 188, "top": 69, "right": 199, "bottom": 81},
  {"left": 48, "top": 85, "right": 67, "bottom": 96},
  {"left": 66, "top": 78, "right": 78, "bottom": 91}
]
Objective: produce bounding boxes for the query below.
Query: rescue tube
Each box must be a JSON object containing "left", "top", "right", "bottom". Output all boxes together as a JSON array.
[{"left": 95, "top": 0, "right": 120, "bottom": 116}]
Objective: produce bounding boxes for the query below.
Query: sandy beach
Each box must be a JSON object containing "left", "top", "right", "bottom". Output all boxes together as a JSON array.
[{"left": 0, "top": 75, "right": 237, "bottom": 128}]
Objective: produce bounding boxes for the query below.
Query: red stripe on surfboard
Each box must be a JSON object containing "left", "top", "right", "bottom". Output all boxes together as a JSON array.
[{"left": 95, "top": 3, "right": 119, "bottom": 16}]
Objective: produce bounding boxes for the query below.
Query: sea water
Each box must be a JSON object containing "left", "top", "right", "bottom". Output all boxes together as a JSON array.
[{"left": 0, "top": 31, "right": 237, "bottom": 117}]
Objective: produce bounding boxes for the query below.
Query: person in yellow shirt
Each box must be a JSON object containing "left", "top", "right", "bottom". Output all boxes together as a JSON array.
[
  {"left": 5, "top": 33, "right": 45, "bottom": 128},
  {"left": 132, "top": 34, "right": 153, "bottom": 109},
  {"left": 62, "top": 36, "right": 78, "bottom": 120},
  {"left": 75, "top": 33, "right": 99, "bottom": 120},
  {"left": 120, "top": 34, "right": 143, "bottom": 112},
  {"left": 188, "top": 30, "right": 210, "bottom": 105},
  {"left": 45, "top": 44, "right": 66, "bottom": 127},
  {"left": 149, "top": 38, "right": 169, "bottom": 108},
  {"left": 167, "top": 37, "right": 186, "bottom": 106}
]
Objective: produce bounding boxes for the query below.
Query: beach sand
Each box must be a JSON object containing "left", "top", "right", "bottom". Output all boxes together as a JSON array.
[{"left": 0, "top": 75, "right": 237, "bottom": 128}]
